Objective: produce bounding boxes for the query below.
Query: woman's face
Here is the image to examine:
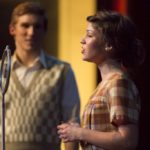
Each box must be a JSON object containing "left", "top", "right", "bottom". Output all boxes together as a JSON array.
[{"left": 80, "top": 23, "right": 107, "bottom": 65}]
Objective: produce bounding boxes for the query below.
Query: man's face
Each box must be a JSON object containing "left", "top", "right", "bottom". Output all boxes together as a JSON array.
[{"left": 9, "top": 14, "right": 46, "bottom": 52}]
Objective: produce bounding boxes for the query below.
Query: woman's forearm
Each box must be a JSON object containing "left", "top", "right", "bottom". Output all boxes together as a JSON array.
[{"left": 78, "top": 124, "right": 138, "bottom": 150}]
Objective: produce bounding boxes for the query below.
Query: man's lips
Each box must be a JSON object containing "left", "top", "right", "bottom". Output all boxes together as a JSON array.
[{"left": 25, "top": 39, "right": 33, "bottom": 42}]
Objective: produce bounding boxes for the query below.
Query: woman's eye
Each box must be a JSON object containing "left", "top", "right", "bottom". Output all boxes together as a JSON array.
[{"left": 87, "top": 34, "right": 92, "bottom": 37}]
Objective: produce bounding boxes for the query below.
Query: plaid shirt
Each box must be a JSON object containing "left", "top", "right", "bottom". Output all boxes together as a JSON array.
[{"left": 81, "top": 72, "right": 140, "bottom": 150}]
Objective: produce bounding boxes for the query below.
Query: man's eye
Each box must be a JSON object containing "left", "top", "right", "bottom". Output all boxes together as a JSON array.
[
  {"left": 35, "top": 24, "right": 42, "bottom": 29},
  {"left": 22, "top": 24, "right": 30, "bottom": 28}
]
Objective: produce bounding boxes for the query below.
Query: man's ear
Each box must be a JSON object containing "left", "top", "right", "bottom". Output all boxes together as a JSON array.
[{"left": 9, "top": 25, "right": 15, "bottom": 36}]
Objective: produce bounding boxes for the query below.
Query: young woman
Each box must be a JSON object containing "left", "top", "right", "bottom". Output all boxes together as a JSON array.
[{"left": 57, "top": 10, "right": 145, "bottom": 150}]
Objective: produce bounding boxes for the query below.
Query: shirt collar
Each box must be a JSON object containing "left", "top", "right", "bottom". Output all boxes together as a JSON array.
[{"left": 12, "top": 50, "right": 47, "bottom": 69}]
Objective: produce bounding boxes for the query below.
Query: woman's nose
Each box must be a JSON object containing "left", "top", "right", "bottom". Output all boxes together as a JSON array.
[{"left": 80, "top": 38, "right": 85, "bottom": 44}]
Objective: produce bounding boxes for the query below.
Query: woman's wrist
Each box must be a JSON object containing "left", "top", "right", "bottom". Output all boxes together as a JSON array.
[{"left": 76, "top": 127, "right": 83, "bottom": 141}]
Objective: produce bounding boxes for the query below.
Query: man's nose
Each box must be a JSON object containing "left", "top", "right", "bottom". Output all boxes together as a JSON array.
[{"left": 28, "top": 26, "right": 35, "bottom": 35}]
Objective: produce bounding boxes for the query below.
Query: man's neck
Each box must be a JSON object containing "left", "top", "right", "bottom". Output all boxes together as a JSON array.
[{"left": 15, "top": 49, "right": 41, "bottom": 67}]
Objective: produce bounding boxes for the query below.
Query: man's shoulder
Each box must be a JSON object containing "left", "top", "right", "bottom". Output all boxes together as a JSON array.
[{"left": 43, "top": 52, "right": 70, "bottom": 68}]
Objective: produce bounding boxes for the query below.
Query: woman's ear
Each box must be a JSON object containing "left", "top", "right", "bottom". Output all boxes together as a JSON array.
[
  {"left": 9, "top": 25, "right": 15, "bottom": 36},
  {"left": 105, "top": 43, "right": 112, "bottom": 52}
]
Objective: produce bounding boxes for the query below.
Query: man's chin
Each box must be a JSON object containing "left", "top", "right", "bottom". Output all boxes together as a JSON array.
[
  {"left": 23, "top": 44, "right": 40, "bottom": 52},
  {"left": 24, "top": 45, "right": 36, "bottom": 51}
]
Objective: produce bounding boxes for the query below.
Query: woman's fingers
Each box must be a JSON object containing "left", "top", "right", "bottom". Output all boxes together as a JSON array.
[
  {"left": 57, "top": 123, "right": 69, "bottom": 140},
  {"left": 57, "top": 123, "right": 68, "bottom": 129},
  {"left": 57, "top": 122, "right": 80, "bottom": 142}
]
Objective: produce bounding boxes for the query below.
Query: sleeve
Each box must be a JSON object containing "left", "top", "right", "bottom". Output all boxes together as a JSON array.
[
  {"left": 108, "top": 78, "right": 140, "bottom": 126},
  {"left": 61, "top": 65, "right": 80, "bottom": 123}
]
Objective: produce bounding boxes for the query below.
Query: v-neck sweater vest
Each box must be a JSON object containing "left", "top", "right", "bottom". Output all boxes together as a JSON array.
[{"left": 0, "top": 56, "right": 70, "bottom": 150}]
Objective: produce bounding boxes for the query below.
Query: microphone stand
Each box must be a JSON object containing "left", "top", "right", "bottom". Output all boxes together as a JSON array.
[
  {"left": 1, "top": 89, "right": 5, "bottom": 150},
  {"left": 0, "top": 45, "right": 11, "bottom": 150}
]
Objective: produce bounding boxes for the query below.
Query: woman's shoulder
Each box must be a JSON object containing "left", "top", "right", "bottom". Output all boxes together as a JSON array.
[{"left": 108, "top": 71, "right": 139, "bottom": 96}]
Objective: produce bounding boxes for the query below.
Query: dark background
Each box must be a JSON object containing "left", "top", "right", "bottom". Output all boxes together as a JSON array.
[{"left": 97, "top": 0, "right": 150, "bottom": 150}]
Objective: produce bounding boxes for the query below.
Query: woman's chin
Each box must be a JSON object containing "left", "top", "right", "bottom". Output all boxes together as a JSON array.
[
  {"left": 82, "top": 57, "right": 87, "bottom": 61},
  {"left": 82, "top": 57, "right": 91, "bottom": 62}
]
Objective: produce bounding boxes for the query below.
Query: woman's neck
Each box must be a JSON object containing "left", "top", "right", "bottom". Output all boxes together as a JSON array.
[{"left": 98, "top": 59, "right": 123, "bottom": 81}]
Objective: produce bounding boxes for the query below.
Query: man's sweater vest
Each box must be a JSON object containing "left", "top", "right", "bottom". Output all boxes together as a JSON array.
[{"left": 0, "top": 56, "right": 69, "bottom": 145}]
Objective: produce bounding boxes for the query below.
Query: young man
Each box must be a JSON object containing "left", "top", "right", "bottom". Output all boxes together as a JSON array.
[{"left": 0, "top": 1, "right": 80, "bottom": 150}]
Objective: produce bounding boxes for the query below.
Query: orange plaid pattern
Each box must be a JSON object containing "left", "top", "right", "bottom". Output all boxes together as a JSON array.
[{"left": 81, "top": 72, "right": 140, "bottom": 150}]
